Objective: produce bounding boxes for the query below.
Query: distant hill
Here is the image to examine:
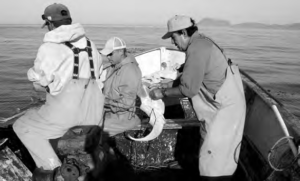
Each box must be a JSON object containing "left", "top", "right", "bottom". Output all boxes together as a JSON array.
[
  {"left": 285, "top": 23, "right": 300, "bottom": 30},
  {"left": 233, "top": 22, "right": 300, "bottom": 30},
  {"left": 197, "top": 18, "right": 300, "bottom": 30},
  {"left": 233, "top": 22, "right": 269, "bottom": 29},
  {"left": 197, "top": 18, "right": 231, "bottom": 27}
]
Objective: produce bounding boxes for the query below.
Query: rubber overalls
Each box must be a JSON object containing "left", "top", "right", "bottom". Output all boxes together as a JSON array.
[
  {"left": 192, "top": 58, "right": 246, "bottom": 179},
  {"left": 13, "top": 39, "right": 104, "bottom": 170}
]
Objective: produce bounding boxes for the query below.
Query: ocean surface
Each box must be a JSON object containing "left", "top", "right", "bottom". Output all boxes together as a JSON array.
[{"left": 0, "top": 24, "right": 299, "bottom": 119}]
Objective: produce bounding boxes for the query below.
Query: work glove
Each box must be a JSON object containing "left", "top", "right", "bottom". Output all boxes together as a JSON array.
[{"left": 149, "top": 88, "right": 165, "bottom": 100}]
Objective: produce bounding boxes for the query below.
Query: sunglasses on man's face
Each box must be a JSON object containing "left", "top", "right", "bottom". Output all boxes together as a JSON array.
[
  {"left": 41, "top": 15, "right": 52, "bottom": 27},
  {"left": 44, "top": 21, "right": 51, "bottom": 26}
]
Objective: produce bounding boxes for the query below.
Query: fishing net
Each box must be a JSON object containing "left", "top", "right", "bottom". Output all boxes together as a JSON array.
[
  {"left": 268, "top": 136, "right": 300, "bottom": 172},
  {"left": 115, "top": 128, "right": 179, "bottom": 172}
]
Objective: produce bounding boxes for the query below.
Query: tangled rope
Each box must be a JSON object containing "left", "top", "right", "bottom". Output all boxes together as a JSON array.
[{"left": 268, "top": 136, "right": 300, "bottom": 171}]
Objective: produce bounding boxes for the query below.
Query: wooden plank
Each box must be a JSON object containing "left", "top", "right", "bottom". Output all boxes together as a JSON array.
[
  {"left": 1, "top": 117, "right": 200, "bottom": 130},
  {"left": 131, "top": 118, "right": 200, "bottom": 130}
]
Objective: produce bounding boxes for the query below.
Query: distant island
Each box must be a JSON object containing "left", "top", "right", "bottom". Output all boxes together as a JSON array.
[{"left": 197, "top": 18, "right": 300, "bottom": 30}]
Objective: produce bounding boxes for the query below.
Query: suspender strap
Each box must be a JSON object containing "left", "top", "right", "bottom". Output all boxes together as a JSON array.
[
  {"left": 86, "top": 39, "right": 96, "bottom": 79},
  {"left": 200, "top": 34, "right": 224, "bottom": 53},
  {"left": 200, "top": 34, "right": 234, "bottom": 73},
  {"left": 64, "top": 38, "right": 96, "bottom": 80},
  {"left": 65, "top": 42, "right": 80, "bottom": 79}
]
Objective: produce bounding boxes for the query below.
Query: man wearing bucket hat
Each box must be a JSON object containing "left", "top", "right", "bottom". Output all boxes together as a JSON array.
[
  {"left": 13, "top": 3, "right": 105, "bottom": 180},
  {"left": 100, "top": 37, "right": 142, "bottom": 136},
  {"left": 149, "top": 15, "right": 246, "bottom": 180}
]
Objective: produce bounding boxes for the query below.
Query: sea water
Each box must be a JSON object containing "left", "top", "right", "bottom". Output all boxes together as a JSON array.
[{"left": 0, "top": 24, "right": 299, "bottom": 119}]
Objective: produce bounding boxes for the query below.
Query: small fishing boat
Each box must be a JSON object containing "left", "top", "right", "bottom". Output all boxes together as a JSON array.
[{"left": 0, "top": 47, "right": 299, "bottom": 180}]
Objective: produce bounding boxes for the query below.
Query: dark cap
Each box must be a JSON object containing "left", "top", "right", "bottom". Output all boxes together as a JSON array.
[{"left": 41, "top": 3, "right": 71, "bottom": 28}]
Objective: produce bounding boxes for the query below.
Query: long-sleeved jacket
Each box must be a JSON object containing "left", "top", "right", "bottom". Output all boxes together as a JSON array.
[
  {"left": 27, "top": 23, "right": 103, "bottom": 95},
  {"left": 103, "top": 56, "right": 142, "bottom": 113}
]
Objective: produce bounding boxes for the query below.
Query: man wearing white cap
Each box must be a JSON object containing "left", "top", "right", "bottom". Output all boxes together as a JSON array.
[
  {"left": 13, "top": 3, "right": 105, "bottom": 179},
  {"left": 149, "top": 15, "right": 246, "bottom": 180},
  {"left": 100, "top": 37, "right": 142, "bottom": 136}
]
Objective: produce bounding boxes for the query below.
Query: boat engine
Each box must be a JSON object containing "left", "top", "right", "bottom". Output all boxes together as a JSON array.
[{"left": 47, "top": 125, "right": 114, "bottom": 180}]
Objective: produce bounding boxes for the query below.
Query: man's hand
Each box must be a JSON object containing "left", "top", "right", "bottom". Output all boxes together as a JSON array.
[
  {"left": 33, "top": 82, "right": 46, "bottom": 92},
  {"left": 148, "top": 83, "right": 161, "bottom": 89},
  {"left": 149, "top": 88, "right": 165, "bottom": 100},
  {"left": 148, "top": 82, "right": 171, "bottom": 89}
]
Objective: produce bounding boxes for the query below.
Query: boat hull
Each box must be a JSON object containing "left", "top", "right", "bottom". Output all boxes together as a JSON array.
[{"left": 110, "top": 47, "right": 300, "bottom": 180}]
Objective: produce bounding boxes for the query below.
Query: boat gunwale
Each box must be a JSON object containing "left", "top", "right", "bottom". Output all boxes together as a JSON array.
[
  {"left": 240, "top": 69, "right": 300, "bottom": 138},
  {"left": 134, "top": 47, "right": 183, "bottom": 57}
]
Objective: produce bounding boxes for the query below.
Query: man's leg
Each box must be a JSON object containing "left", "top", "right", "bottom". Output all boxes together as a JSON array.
[
  {"left": 198, "top": 122, "right": 234, "bottom": 181},
  {"left": 13, "top": 121, "right": 61, "bottom": 170},
  {"left": 103, "top": 112, "right": 141, "bottom": 136}
]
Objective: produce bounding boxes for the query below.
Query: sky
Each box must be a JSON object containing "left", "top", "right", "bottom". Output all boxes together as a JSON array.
[{"left": 0, "top": 0, "right": 299, "bottom": 25}]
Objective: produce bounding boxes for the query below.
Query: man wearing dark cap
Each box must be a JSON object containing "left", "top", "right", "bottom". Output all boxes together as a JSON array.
[
  {"left": 13, "top": 3, "right": 105, "bottom": 179},
  {"left": 149, "top": 15, "right": 246, "bottom": 180}
]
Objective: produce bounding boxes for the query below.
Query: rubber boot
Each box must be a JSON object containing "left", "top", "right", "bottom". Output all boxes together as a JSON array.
[{"left": 32, "top": 167, "right": 55, "bottom": 181}]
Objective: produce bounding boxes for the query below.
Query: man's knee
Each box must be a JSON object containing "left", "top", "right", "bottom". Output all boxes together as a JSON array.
[
  {"left": 12, "top": 120, "right": 34, "bottom": 142},
  {"left": 12, "top": 120, "right": 22, "bottom": 136}
]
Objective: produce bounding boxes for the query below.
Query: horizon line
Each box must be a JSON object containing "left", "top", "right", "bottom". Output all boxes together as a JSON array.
[
  {"left": 0, "top": 22, "right": 299, "bottom": 26},
  {"left": 0, "top": 18, "right": 299, "bottom": 26}
]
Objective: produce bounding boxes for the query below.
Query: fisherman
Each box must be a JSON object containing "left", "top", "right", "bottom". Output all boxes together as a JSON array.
[
  {"left": 100, "top": 37, "right": 142, "bottom": 136},
  {"left": 12, "top": 3, "right": 105, "bottom": 179},
  {"left": 149, "top": 15, "right": 246, "bottom": 180}
]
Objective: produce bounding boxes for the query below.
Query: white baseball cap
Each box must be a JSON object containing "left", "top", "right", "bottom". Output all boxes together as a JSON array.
[
  {"left": 100, "top": 37, "right": 126, "bottom": 56},
  {"left": 162, "top": 15, "right": 194, "bottom": 39}
]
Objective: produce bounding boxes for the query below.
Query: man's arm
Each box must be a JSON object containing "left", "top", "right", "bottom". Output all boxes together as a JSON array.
[
  {"left": 149, "top": 80, "right": 174, "bottom": 89},
  {"left": 149, "top": 86, "right": 184, "bottom": 100},
  {"left": 107, "top": 65, "right": 141, "bottom": 111},
  {"left": 27, "top": 44, "right": 57, "bottom": 92},
  {"left": 150, "top": 40, "right": 211, "bottom": 100},
  {"left": 178, "top": 41, "right": 211, "bottom": 98},
  {"left": 149, "top": 73, "right": 182, "bottom": 89}
]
